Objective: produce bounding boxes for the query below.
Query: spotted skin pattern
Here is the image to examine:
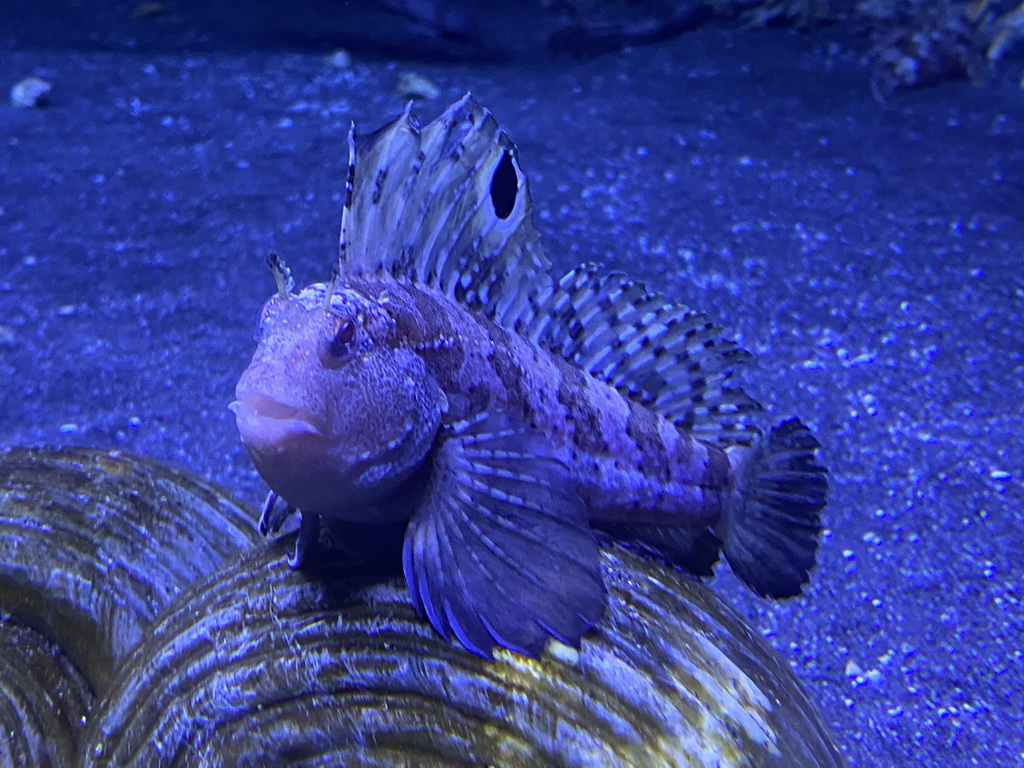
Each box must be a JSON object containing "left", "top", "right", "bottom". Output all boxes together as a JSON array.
[{"left": 232, "top": 96, "right": 829, "bottom": 659}]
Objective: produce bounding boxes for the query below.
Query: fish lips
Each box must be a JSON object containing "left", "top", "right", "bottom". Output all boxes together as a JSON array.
[
  {"left": 229, "top": 392, "right": 362, "bottom": 514},
  {"left": 229, "top": 392, "right": 328, "bottom": 454}
]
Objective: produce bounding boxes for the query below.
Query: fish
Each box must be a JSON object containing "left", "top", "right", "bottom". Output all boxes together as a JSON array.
[{"left": 231, "top": 94, "right": 829, "bottom": 660}]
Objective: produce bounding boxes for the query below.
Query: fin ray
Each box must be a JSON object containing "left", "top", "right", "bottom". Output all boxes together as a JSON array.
[
  {"left": 339, "top": 95, "right": 553, "bottom": 327},
  {"left": 523, "top": 264, "right": 763, "bottom": 447},
  {"left": 719, "top": 418, "right": 829, "bottom": 598},
  {"left": 403, "top": 414, "right": 605, "bottom": 658}
]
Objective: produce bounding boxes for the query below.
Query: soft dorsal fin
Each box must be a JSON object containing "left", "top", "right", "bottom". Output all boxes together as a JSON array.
[
  {"left": 338, "top": 94, "right": 553, "bottom": 327},
  {"left": 522, "top": 264, "right": 763, "bottom": 447}
]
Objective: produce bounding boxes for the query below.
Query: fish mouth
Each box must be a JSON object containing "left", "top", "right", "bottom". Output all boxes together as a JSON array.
[{"left": 229, "top": 393, "right": 326, "bottom": 450}]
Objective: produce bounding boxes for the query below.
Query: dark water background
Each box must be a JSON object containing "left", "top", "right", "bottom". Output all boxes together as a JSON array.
[{"left": 2, "top": 1, "right": 1022, "bottom": 765}]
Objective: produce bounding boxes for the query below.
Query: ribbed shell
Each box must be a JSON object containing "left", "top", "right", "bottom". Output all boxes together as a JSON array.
[
  {"left": 0, "top": 620, "right": 93, "bottom": 768},
  {"left": 0, "top": 447, "right": 260, "bottom": 695},
  {"left": 0, "top": 448, "right": 843, "bottom": 767},
  {"left": 82, "top": 543, "right": 842, "bottom": 768}
]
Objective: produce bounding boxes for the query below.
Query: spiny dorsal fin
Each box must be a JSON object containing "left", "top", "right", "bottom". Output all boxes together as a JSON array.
[
  {"left": 523, "top": 264, "right": 763, "bottom": 448},
  {"left": 338, "top": 94, "right": 553, "bottom": 327}
]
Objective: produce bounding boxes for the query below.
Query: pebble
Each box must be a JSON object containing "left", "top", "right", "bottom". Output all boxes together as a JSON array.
[
  {"left": 545, "top": 639, "right": 580, "bottom": 665},
  {"left": 10, "top": 76, "right": 53, "bottom": 108},
  {"left": 132, "top": 3, "right": 166, "bottom": 18},
  {"left": 326, "top": 49, "right": 351, "bottom": 68},
  {"left": 396, "top": 72, "right": 439, "bottom": 101}
]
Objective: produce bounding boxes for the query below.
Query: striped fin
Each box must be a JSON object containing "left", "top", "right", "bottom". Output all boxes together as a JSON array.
[
  {"left": 338, "top": 94, "right": 553, "bottom": 327},
  {"left": 522, "top": 264, "right": 763, "bottom": 447},
  {"left": 720, "top": 418, "right": 828, "bottom": 597},
  {"left": 403, "top": 412, "right": 604, "bottom": 659}
]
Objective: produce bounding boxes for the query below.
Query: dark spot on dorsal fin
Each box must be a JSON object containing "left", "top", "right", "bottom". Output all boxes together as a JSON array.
[
  {"left": 372, "top": 168, "right": 387, "bottom": 205},
  {"left": 343, "top": 123, "right": 357, "bottom": 210},
  {"left": 490, "top": 149, "right": 518, "bottom": 220},
  {"left": 267, "top": 251, "right": 294, "bottom": 299}
]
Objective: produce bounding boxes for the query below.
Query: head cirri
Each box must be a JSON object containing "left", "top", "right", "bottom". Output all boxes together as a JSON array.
[{"left": 231, "top": 261, "right": 446, "bottom": 519}]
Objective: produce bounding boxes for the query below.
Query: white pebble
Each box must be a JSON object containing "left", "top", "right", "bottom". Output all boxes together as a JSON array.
[
  {"left": 326, "top": 49, "right": 351, "bottom": 68},
  {"left": 545, "top": 639, "right": 580, "bottom": 665},
  {"left": 396, "top": 72, "right": 439, "bottom": 101},
  {"left": 10, "top": 76, "right": 52, "bottom": 108}
]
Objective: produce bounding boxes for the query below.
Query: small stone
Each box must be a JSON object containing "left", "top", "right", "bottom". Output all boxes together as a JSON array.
[
  {"left": 132, "top": 3, "right": 165, "bottom": 18},
  {"left": 989, "top": 470, "right": 1011, "bottom": 481},
  {"left": 326, "top": 49, "right": 351, "bottom": 68},
  {"left": 59, "top": 423, "right": 80, "bottom": 435},
  {"left": 844, "top": 660, "right": 862, "bottom": 678},
  {"left": 10, "top": 76, "right": 53, "bottom": 109},
  {"left": 545, "top": 639, "right": 580, "bottom": 665},
  {"left": 396, "top": 72, "right": 439, "bottom": 101}
]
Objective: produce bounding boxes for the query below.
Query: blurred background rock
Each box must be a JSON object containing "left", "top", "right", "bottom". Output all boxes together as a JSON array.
[{"left": 5, "top": 0, "right": 1023, "bottom": 94}]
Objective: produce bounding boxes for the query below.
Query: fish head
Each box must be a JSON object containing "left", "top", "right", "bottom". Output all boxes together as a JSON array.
[{"left": 232, "top": 281, "right": 445, "bottom": 518}]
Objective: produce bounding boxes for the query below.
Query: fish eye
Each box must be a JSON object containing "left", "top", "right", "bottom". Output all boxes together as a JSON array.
[{"left": 328, "top": 318, "right": 355, "bottom": 359}]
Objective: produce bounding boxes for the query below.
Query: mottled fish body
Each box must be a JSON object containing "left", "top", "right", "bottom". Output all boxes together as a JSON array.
[
  {"left": 247, "top": 273, "right": 730, "bottom": 526},
  {"left": 232, "top": 96, "right": 829, "bottom": 658}
]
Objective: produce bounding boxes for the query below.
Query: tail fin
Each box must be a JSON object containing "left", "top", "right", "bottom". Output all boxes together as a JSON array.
[{"left": 718, "top": 418, "right": 828, "bottom": 598}]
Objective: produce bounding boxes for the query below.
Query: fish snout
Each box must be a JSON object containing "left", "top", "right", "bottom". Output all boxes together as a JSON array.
[{"left": 229, "top": 392, "right": 326, "bottom": 452}]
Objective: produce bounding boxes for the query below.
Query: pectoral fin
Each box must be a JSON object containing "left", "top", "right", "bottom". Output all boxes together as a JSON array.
[
  {"left": 403, "top": 414, "right": 605, "bottom": 659},
  {"left": 258, "top": 491, "right": 319, "bottom": 570}
]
